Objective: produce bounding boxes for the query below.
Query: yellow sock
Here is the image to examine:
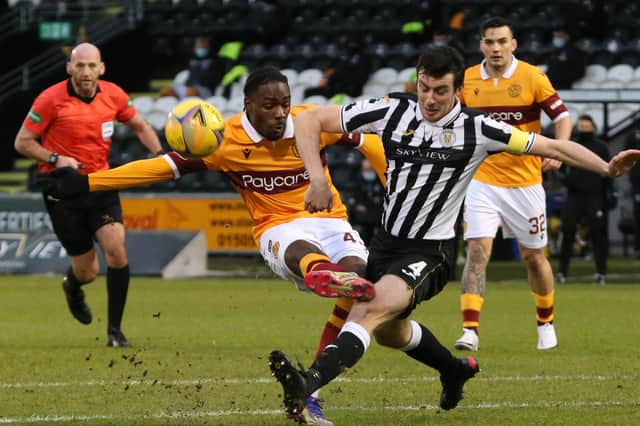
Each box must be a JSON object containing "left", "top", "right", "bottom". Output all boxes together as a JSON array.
[
  {"left": 299, "top": 253, "right": 332, "bottom": 275},
  {"left": 532, "top": 290, "right": 555, "bottom": 324},
  {"left": 461, "top": 293, "right": 484, "bottom": 331}
]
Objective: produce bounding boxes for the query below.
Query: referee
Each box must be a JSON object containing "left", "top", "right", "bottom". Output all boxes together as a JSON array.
[{"left": 14, "top": 43, "right": 163, "bottom": 347}]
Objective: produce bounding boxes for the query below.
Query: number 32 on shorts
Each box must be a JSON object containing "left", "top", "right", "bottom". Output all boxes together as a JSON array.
[{"left": 528, "top": 213, "right": 546, "bottom": 237}]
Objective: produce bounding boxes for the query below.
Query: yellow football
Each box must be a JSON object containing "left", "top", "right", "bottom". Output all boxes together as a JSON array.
[{"left": 164, "top": 99, "right": 224, "bottom": 158}]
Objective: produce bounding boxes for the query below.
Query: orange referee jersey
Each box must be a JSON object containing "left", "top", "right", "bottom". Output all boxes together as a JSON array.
[
  {"left": 23, "top": 79, "right": 136, "bottom": 175},
  {"left": 88, "top": 105, "right": 386, "bottom": 243},
  {"left": 459, "top": 57, "right": 569, "bottom": 187}
]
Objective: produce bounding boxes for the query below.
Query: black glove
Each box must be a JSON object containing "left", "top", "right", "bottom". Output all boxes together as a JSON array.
[{"left": 35, "top": 167, "right": 89, "bottom": 198}]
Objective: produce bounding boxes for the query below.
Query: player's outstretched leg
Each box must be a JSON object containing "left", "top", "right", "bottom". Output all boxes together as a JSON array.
[
  {"left": 304, "top": 271, "right": 375, "bottom": 301},
  {"left": 269, "top": 350, "right": 312, "bottom": 418},
  {"left": 439, "top": 356, "right": 480, "bottom": 410}
]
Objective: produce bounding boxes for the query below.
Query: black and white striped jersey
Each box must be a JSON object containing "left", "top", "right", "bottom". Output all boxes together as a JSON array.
[{"left": 339, "top": 94, "right": 536, "bottom": 240}]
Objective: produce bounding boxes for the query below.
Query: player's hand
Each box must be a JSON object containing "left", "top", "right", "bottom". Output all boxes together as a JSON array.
[
  {"left": 541, "top": 158, "right": 562, "bottom": 171},
  {"left": 56, "top": 155, "right": 84, "bottom": 169},
  {"left": 304, "top": 180, "right": 333, "bottom": 213},
  {"left": 35, "top": 167, "right": 89, "bottom": 198},
  {"left": 609, "top": 149, "right": 640, "bottom": 177}
]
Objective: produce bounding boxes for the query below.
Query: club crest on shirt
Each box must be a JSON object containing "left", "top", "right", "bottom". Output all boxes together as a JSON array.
[
  {"left": 440, "top": 129, "right": 455, "bottom": 146},
  {"left": 271, "top": 241, "right": 280, "bottom": 258},
  {"left": 508, "top": 84, "right": 522, "bottom": 97}
]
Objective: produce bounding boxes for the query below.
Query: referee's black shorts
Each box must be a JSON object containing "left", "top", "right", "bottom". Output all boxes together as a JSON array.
[
  {"left": 366, "top": 229, "right": 455, "bottom": 318},
  {"left": 43, "top": 190, "right": 123, "bottom": 256}
]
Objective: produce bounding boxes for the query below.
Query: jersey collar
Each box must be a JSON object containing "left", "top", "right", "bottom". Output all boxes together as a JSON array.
[
  {"left": 66, "top": 79, "right": 101, "bottom": 103},
  {"left": 241, "top": 112, "right": 294, "bottom": 143},
  {"left": 480, "top": 55, "right": 518, "bottom": 80}
]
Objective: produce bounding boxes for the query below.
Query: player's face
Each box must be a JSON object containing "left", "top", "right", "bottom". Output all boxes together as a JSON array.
[
  {"left": 416, "top": 72, "right": 458, "bottom": 122},
  {"left": 66, "top": 49, "right": 104, "bottom": 98},
  {"left": 480, "top": 26, "right": 516, "bottom": 72},
  {"left": 245, "top": 82, "right": 291, "bottom": 141}
]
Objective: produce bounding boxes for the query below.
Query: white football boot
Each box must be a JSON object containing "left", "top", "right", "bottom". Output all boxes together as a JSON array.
[
  {"left": 536, "top": 323, "right": 558, "bottom": 350},
  {"left": 454, "top": 328, "right": 479, "bottom": 351}
]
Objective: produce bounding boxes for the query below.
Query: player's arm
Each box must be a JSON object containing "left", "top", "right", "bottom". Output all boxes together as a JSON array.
[
  {"left": 529, "top": 134, "right": 614, "bottom": 177},
  {"left": 294, "top": 104, "right": 343, "bottom": 213},
  {"left": 37, "top": 152, "right": 209, "bottom": 197},
  {"left": 14, "top": 123, "right": 83, "bottom": 169},
  {"left": 124, "top": 112, "right": 164, "bottom": 155}
]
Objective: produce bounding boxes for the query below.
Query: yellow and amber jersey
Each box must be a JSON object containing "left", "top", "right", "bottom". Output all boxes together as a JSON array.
[
  {"left": 459, "top": 57, "right": 569, "bottom": 187},
  {"left": 88, "top": 105, "right": 386, "bottom": 243}
]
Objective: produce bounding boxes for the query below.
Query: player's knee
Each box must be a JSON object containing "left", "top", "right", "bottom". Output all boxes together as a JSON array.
[
  {"left": 74, "top": 266, "right": 98, "bottom": 283},
  {"left": 520, "top": 247, "right": 547, "bottom": 269},
  {"left": 102, "top": 246, "right": 128, "bottom": 268}
]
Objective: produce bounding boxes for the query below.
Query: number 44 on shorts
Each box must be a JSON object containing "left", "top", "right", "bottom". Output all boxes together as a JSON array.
[{"left": 402, "top": 261, "right": 427, "bottom": 280}]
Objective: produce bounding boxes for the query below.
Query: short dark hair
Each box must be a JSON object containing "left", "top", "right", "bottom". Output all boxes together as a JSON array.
[
  {"left": 244, "top": 66, "right": 288, "bottom": 97},
  {"left": 416, "top": 45, "right": 465, "bottom": 90},
  {"left": 480, "top": 16, "right": 514, "bottom": 38},
  {"left": 578, "top": 114, "right": 597, "bottom": 128}
]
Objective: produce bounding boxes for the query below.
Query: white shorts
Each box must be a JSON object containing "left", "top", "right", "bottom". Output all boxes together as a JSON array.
[
  {"left": 463, "top": 180, "right": 548, "bottom": 249},
  {"left": 259, "top": 217, "right": 368, "bottom": 291}
]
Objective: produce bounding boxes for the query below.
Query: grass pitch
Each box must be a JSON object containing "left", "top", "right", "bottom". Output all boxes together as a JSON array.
[{"left": 0, "top": 259, "right": 639, "bottom": 425}]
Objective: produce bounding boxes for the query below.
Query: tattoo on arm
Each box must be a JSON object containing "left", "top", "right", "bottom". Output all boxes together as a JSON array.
[{"left": 460, "top": 244, "right": 489, "bottom": 296}]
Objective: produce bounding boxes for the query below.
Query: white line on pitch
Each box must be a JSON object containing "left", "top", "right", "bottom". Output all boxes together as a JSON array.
[
  {"left": 0, "top": 400, "right": 638, "bottom": 424},
  {"left": 0, "top": 374, "right": 637, "bottom": 389}
]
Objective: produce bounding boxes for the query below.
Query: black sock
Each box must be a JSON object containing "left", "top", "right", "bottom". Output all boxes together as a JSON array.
[
  {"left": 405, "top": 323, "right": 457, "bottom": 374},
  {"left": 107, "top": 265, "right": 129, "bottom": 331},
  {"left": 65, "top": 267, "right": 85, "bottom": 288},
  {"left": 307, "top": 331, "right": 365, "bottom": 392}
]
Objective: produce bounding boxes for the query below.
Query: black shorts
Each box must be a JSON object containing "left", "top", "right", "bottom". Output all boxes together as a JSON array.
[
  {"left": 366, "top": 229, "right": 456, "bottom": 318},
  {"left": 43, "top": 190, "right": 123, "bottom": 256}
]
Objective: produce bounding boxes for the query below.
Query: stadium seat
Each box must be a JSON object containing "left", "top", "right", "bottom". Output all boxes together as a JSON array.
[
  {"left": 606, "top": 64, "right": 634, "bottom": 84},
  {"left": 599, "top": 80, "right": 625, "bottom": 89},
  {"left": 132, "top": 95, "right": 155, "bottom": 116},
  {"left": 298, "top": 68, "right": 324, "bottom": 87},
  {"left": 205, "top": 95, "right": 228, "bottom": 112},
  {"left": 225, "top": 96, "right": 245, "bottom": 114},
  {"left": 369, "top": 67, "right": 398, "bottom": 85},
  {"left": 361, "top": 82, "right": 388, "bottom": 98},
  {"left": 280, "top": 68, "right": 299, "bottom": 86},
  {"left": 146, "top": 111, "right": 168, "bottom": 131},
  {"left": 396, "top": 67, "right": 415, "bottom": 85},
  {"left": 174, "top": 69, "right": 190, "bottom": 85},
  {"left": 388, "top": 82, "right": 406, "bottom": 93},
  {"left": 152, "top": 96, "right": 179, "bottom": 114},
  {"left": 583, "top": 64, "right": 608, "bottom": 83}
]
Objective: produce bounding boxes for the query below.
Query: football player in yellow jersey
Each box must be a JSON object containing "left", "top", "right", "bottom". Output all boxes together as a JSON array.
[
  {"left": 39, "top": 66, "right": 386, "bottom": 426},
  {"left": 455, "top": 17, "right": 573, "bottom": 351}
]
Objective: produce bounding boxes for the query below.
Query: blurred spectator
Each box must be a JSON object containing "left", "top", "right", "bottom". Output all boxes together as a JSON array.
[
  {"left": 160, "top": 36, "right": 229, "bottom": 99},
  {"left": 544, "top": 27, "right": 587, "bottom": 90},
  {"left": 427, "top": 28, "right": 464, "bottom": 54},
  {"left": 303, "top": 34, "right": 371, "bottom": 100},
  {"left": 347, "top": 158, "right": 385, "bottom": 245},
  {"left": 624, "top": 122, "right": 640, "bottom": 261},
  {"left": 557, "top": 115, "right": 613, "bottom": 284}
]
